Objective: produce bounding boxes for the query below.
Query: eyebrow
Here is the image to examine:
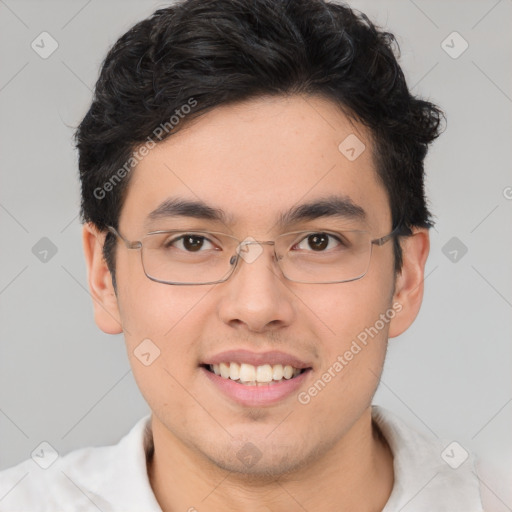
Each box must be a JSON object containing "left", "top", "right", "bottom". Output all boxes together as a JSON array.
[
  {"left": 146, "top": 198, "right": 233, "bottom": 226},
  {"left": 145, "top": 195, "right": 366, "bottom": 229},
  {"left": 277, "top": 195, "right": 366, "bottom": 228}
]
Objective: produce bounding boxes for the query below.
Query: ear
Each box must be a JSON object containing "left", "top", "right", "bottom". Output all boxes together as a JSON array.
[
  {"left": 388, "top": 228, "right": 430, "bottom": 338},
  {"left": 82, "top": 223, "right": 123, "bottom": 334}
]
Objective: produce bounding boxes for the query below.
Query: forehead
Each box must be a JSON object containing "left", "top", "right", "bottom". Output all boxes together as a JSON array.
[{"left": 119, "top": 94, "right": 390, "bottom": 234}]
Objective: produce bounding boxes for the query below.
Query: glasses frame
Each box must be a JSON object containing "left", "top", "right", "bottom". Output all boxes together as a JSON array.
[{"left": 107, "top": 223, "right": 403, "bottom": 286}]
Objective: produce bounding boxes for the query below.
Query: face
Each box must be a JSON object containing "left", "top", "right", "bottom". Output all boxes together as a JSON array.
[{"left": 85, "top": 94, "right": 428, "bottom": 477}]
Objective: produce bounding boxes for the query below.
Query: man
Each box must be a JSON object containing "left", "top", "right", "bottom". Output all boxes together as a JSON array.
[{"left": 0, "top": 0, "right": 484, "bottom": 510}]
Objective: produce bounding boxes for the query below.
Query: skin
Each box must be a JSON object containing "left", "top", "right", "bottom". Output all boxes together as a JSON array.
[{"left": 83, "top": 94, "right": 429, "bottom": 511}]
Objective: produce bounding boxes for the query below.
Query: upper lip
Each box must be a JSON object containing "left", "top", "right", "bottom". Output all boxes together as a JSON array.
[{"left": 202, "top": 349, "right": 313, "bottom": 369}]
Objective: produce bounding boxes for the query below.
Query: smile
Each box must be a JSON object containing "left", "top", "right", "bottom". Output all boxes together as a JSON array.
[
  {"left": 207, "top": 362, "right": 306, "bottom": 386},
  {"left": 200, "top": 349, "right": 313, "bottom": 406}
]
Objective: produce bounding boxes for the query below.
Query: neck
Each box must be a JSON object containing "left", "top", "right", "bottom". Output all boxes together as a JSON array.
[{"left": 147, "top": 407, "right": 394, "bottom": 512}]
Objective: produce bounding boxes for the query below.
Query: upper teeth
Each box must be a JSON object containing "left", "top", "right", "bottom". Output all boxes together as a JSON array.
[{"left": 210, "top": 362, "right": 302, "bottom": 383}]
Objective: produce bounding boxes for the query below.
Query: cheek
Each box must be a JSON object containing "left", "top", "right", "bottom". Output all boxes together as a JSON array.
[
  {"left": 303, "top": 263, "right": 395, "bottom": 350},
  {"left": 296, "top": 254, "right": 395, "bottom": 394},
  {"left": 294, "top": 282, "right": 394, "bottom": 429},
  {"left": 116, "top": 249, "right": 214, "bottom": 341},
  {"left": 115, "top": 263, "right": 215, "bottom": 403},
  {"left": 120, "top": 292, "right": 208, "bottom": 419}
]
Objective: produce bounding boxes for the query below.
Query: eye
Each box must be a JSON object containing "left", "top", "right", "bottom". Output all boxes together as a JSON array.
[
  {"left": 294, "top": 232, "right": 346, "bottom": 252},
  {"left": 165, "top": 234, "right": 217, "bottom": 252}
]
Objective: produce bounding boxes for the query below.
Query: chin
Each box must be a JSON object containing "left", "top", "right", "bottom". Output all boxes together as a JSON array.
[{"left": 199, "top": 434, "right": 328, "bottom": 480}]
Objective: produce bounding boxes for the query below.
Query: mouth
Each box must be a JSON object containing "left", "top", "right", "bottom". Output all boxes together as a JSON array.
[
  {"left": 200, "top": 350, "right": 313, "bottom": 406},
  {"left": 201, "top": 362, "right": 309, "bottom": 386}
]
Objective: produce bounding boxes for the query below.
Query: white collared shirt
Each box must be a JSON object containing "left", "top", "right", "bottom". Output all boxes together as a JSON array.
[{"left": 0, "top": 406, "right": 484, "bottom": 511}]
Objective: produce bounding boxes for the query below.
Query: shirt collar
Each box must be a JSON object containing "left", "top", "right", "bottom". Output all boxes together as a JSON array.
[{"left": 373, "top": 405, "right": 484, "bottom": 511}]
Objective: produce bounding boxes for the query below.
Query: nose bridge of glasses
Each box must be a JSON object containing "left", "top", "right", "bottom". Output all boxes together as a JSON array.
[
  {"left": 237, "top": 238, "right": 278, "bottom": 259},
  {"left": 233, "top": 238, "right": 281, "bottom": 270},
  {"left": 237, "top": 239, "right": 275, "bottom": 249}
]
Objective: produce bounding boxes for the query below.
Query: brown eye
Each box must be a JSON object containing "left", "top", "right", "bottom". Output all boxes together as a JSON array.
[
  {"left": 307, "top": 233, "right": 329, "bottom": 251},
  {"left": 295, "top": 232, "right": 342, "bottom": 252},
  {"left": 163, "top": 234, "right": 216, "bottom": 252},
  {"left": 182, "top": 235, "right": 205, "bottom": 252}
]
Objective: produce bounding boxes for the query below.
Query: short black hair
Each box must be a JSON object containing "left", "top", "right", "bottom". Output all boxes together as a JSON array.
[{"left": 75, "top": 0, "right": 444, "bottom": 288}]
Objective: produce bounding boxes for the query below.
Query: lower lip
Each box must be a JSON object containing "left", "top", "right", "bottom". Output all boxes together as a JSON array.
[{"left": 201, "top": 367, "right": 311, "bottom": 407}]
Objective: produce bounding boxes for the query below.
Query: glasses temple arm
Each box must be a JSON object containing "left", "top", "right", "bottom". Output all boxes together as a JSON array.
[{"left": 106, "top": 226, "right": 142, "bottom": 250}]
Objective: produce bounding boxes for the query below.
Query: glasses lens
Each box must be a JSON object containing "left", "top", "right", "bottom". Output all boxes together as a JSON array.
[
  {"left": 276, "top": 230, "right": 372, "bottom": 283},
  {"left": 141, "top": 231, "right": 236, "bottom": 284},
  {"left": 140, "top": 229, "right": 372, "bottom": 284}
]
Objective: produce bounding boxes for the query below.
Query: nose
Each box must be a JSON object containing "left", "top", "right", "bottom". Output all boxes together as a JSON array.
[{"left": 216, "top": 240, "right": 295, "bottom": 333}]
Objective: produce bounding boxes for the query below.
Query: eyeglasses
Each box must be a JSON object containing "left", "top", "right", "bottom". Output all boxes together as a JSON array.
[{"left": 107, "top": 224, "right": 402, "bottom": 285}]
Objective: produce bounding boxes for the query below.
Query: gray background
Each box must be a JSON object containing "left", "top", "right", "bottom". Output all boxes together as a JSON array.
[{"left": 0, "top": 0, "right": 511, "bottom": 508}]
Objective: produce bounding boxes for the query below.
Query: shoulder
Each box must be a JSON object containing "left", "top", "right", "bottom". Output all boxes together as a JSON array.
[
  {"left": 0, "top": 415, "right": 160, "bottom": 512},
  {"left": 372, "top": 405, "right": 485, "bottom": 512},
  {"left": 0, "top": 444, "right": 115, "bottom": 511}
]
